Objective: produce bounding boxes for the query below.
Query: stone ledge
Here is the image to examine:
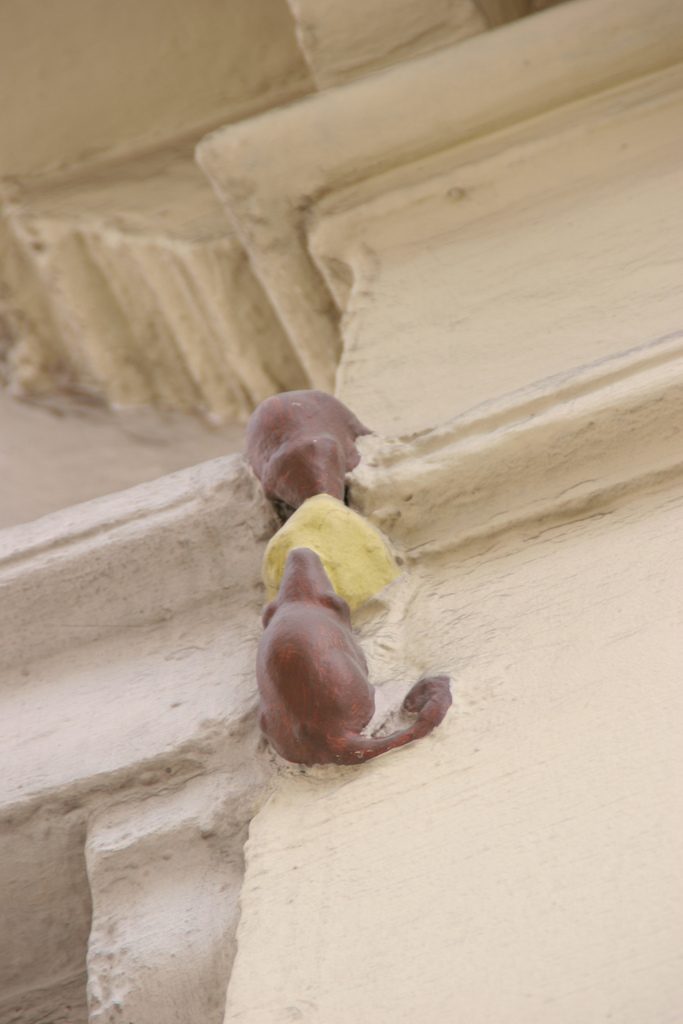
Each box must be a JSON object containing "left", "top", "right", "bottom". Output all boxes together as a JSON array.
[
  {"left": 308, "top": 61, "right": 683, "bottom": 318},
  {"left": 349, "top": 331, "right": 683, "bottom": 555},
  {"left": 0, "top": 453, "right": 275, "bottom": 670},
  {"left": 0, "top": 454, "right": 275, "bottom": 1024},
  {"left": 86, "top": 771, "right": 270, "bottom": 1024},
  {"left": 288, "top": 0, "right": 486, "bottom": 88},
  {"left": 197, "top": 0, "right": 683, "bottom": 384}
]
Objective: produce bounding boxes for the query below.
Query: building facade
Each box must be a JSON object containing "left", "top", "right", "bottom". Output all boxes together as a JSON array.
[{"left": 1, "top": 1, "right": 682, "bottom": 1021}]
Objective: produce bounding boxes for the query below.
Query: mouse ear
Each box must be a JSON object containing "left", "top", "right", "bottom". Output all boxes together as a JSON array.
[
  {"left": 319, "top": 591, "right": 351, "bottom": 624},
  {"left": 262, "top": 599, "right": 278, "bottom": 628}
]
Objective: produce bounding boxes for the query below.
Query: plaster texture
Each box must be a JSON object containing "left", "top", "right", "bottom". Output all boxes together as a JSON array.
[
  {"left": 209, "top": 3, "right": 683, "bottom": 1019},
  {"left": 86, "top": 772, "right": 267, "bottom": 1024},
  {"left": 197, "top": 0, "right": 683, "bottom": 388},
  {"left": 225, "top": 481, "right": 683, "bottom": 1023},
  {"left": 287, "top": 0, "right": 486, "bottom": 87},
  {"left": 2, "top": 149, "right": 304, "bottom": 419},
  {"left": 0, "top": 457, "right": 277, "bottom": 1021},
  {"left": 2, "top": 0, "right": 682, "bottom": 1020},
  {"left": 0, "top": 0, "right": 312, "bottom": 179},
  {"left": 320, "top": 65, "right": 683, "bottom": 436}
]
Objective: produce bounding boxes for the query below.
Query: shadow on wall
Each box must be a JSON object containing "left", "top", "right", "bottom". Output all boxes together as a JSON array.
[{"left": 0, "top": 805, "right": 92, "bottom": 1024}]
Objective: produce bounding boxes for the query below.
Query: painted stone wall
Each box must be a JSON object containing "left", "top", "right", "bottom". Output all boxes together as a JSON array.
[
  {"left": 226, "top": 483, "right": 683, "bottom": 1022},
  {"left": 204, "top": 2, "right": 683, "bottom": 1019},
  {"left": 0, "top": 458, "right": 277, "bottom": 1023},
  {"left": 1, "top": 1, "right": 682, "bottom": 1022}
]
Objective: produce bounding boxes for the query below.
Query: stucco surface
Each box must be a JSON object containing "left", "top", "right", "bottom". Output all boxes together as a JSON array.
[
  {"left": 0, "top": 392, "right": 244, "bottom": 528},
  {"left": 2, "top": 149, "right": 304, "bottom": 419},
  {"left": 224, "top": 482, "right": 683, "bottom": 1023},
  {"left": 212, "top": 7, "right": 683, "bottom": 1016},
  {"left": 288, "top": 0, "right": 486, "bottom": 87},
  {"left": 0, "top": 456, "right": 276, "bottom": 1022},
  {"left": 2, "top": 1, "right": 682, "bottom": 1020},
  {"left": 325, "top": 65, "right": 683, "bottom": 435},
  {"left": 0, "top": 0, "right": 311, "bottom": 178},
  {"left": 199, "top": 0, "right": 683, "bottom": 393}
]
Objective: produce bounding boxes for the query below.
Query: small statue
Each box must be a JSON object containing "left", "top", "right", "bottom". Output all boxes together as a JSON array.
[
  {"left": 257, "top": 547, "right": 452, "bottom": 765},
  {"left": 245, "top": 389, "right": 370, "bottom": 520}
]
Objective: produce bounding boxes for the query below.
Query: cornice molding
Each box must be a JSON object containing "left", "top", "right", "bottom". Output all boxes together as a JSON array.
[
  {"left": 0, "top": 455, "right": 275, "bottom": 671},
  {"left": 197, "top": 0, "right": 683, "bottom": 387},
  {"left": 3, "top": 336, "right": 678, "bottom": 656}
]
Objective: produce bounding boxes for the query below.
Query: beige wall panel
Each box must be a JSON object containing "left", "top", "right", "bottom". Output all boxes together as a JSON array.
[
  {"left": 287, "top": 0, "right": 486, "bottom": 87},
  {"left": 0, "top": 0, "right": 312, "bottom": 178},
  {"left": 224, "top": 483, "right": 683, "bottom": 1022}
]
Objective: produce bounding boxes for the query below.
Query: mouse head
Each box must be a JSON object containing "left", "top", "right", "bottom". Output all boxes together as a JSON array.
[
  {"left": 261, "top": 434, "right": 346, "bottom": 512},
  {"left": 262, "top": 547, "right": 351, "bottom": 627}
]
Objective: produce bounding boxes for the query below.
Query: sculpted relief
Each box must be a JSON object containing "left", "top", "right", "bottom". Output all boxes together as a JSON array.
[
  {"left": 246, "top": 389, "right": 451, "bottom": 766},
  {"left": 245, "top": 389, "right": 370, "bottom": 520},
  {"left": 257, "top": 547, "right": 451, "bottom": 765}
]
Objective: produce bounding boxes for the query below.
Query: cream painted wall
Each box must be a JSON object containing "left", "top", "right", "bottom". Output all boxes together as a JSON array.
[
  {"left": 1, "top": 1, "right": 682, "bottom": 1021},
  {"left": 205, "top": 4, "right": 683, "bottom": 1019},
  {"left": 225, "top": 482, "right": 683, "bottom": 1023},
  {"left": 0, "top": 0, "right": 312, "bottom": 177},
  {"left": 318, "top": 65, "right": 683, "bottom": 436},
  {"left": 198, "top": 0, "right": 683, "bottom": 399}
]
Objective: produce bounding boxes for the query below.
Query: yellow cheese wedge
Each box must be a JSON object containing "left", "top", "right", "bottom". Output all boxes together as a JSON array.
[{"left": 263, "top": 494, "right": 400, "bottom": 611}]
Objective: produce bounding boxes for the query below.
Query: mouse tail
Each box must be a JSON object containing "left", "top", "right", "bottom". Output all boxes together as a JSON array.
[{"left": 327, "top": 675, "right": 451, "bottom": 765}]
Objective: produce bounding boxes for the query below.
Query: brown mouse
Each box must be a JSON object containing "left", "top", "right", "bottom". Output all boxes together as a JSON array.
[
  {"left": 257, "top": 547, "right": 452, "bottom": 766},
  {"left": 245, "top": 390, "right": 370, "bottom": 519}
]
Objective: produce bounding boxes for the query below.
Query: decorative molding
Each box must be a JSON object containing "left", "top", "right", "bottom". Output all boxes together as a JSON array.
[
  {"left": 308, "top": 60, "right": 683, "bottom": 312},
  {"left": 86, "top": 772, "right": 270, "bottom": 1024},
  {"left": 287, "top": 0, "right": 486, "bottom": 88},
  {"left": 304, "top": 58, "right": 683, "bottom": 448},
  {"left": 3, "top": 151, "right": 307, "bottom": 417},
  {"left": 349, "top": 331, "right": 683, "bottom": 556},
  {"left": 0, "top": 454, "right": 275, "bottom": 671},
  {"left": 197, "top": 0, "right": 683, "bottom": 387},
  {"left": 475, "top": 0, "right": 534, "bottom": 28},
  {"left": 0, "top": 456, "right": 276, "bottom": 1022}
]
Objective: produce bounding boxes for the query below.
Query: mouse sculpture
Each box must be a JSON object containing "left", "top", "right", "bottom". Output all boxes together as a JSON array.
[
  {"left": 257, "top": 547, "right": 452, "bottom": 765},
  {"left": 245, "top": 390, "right": 370, "bottom": 520}
]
